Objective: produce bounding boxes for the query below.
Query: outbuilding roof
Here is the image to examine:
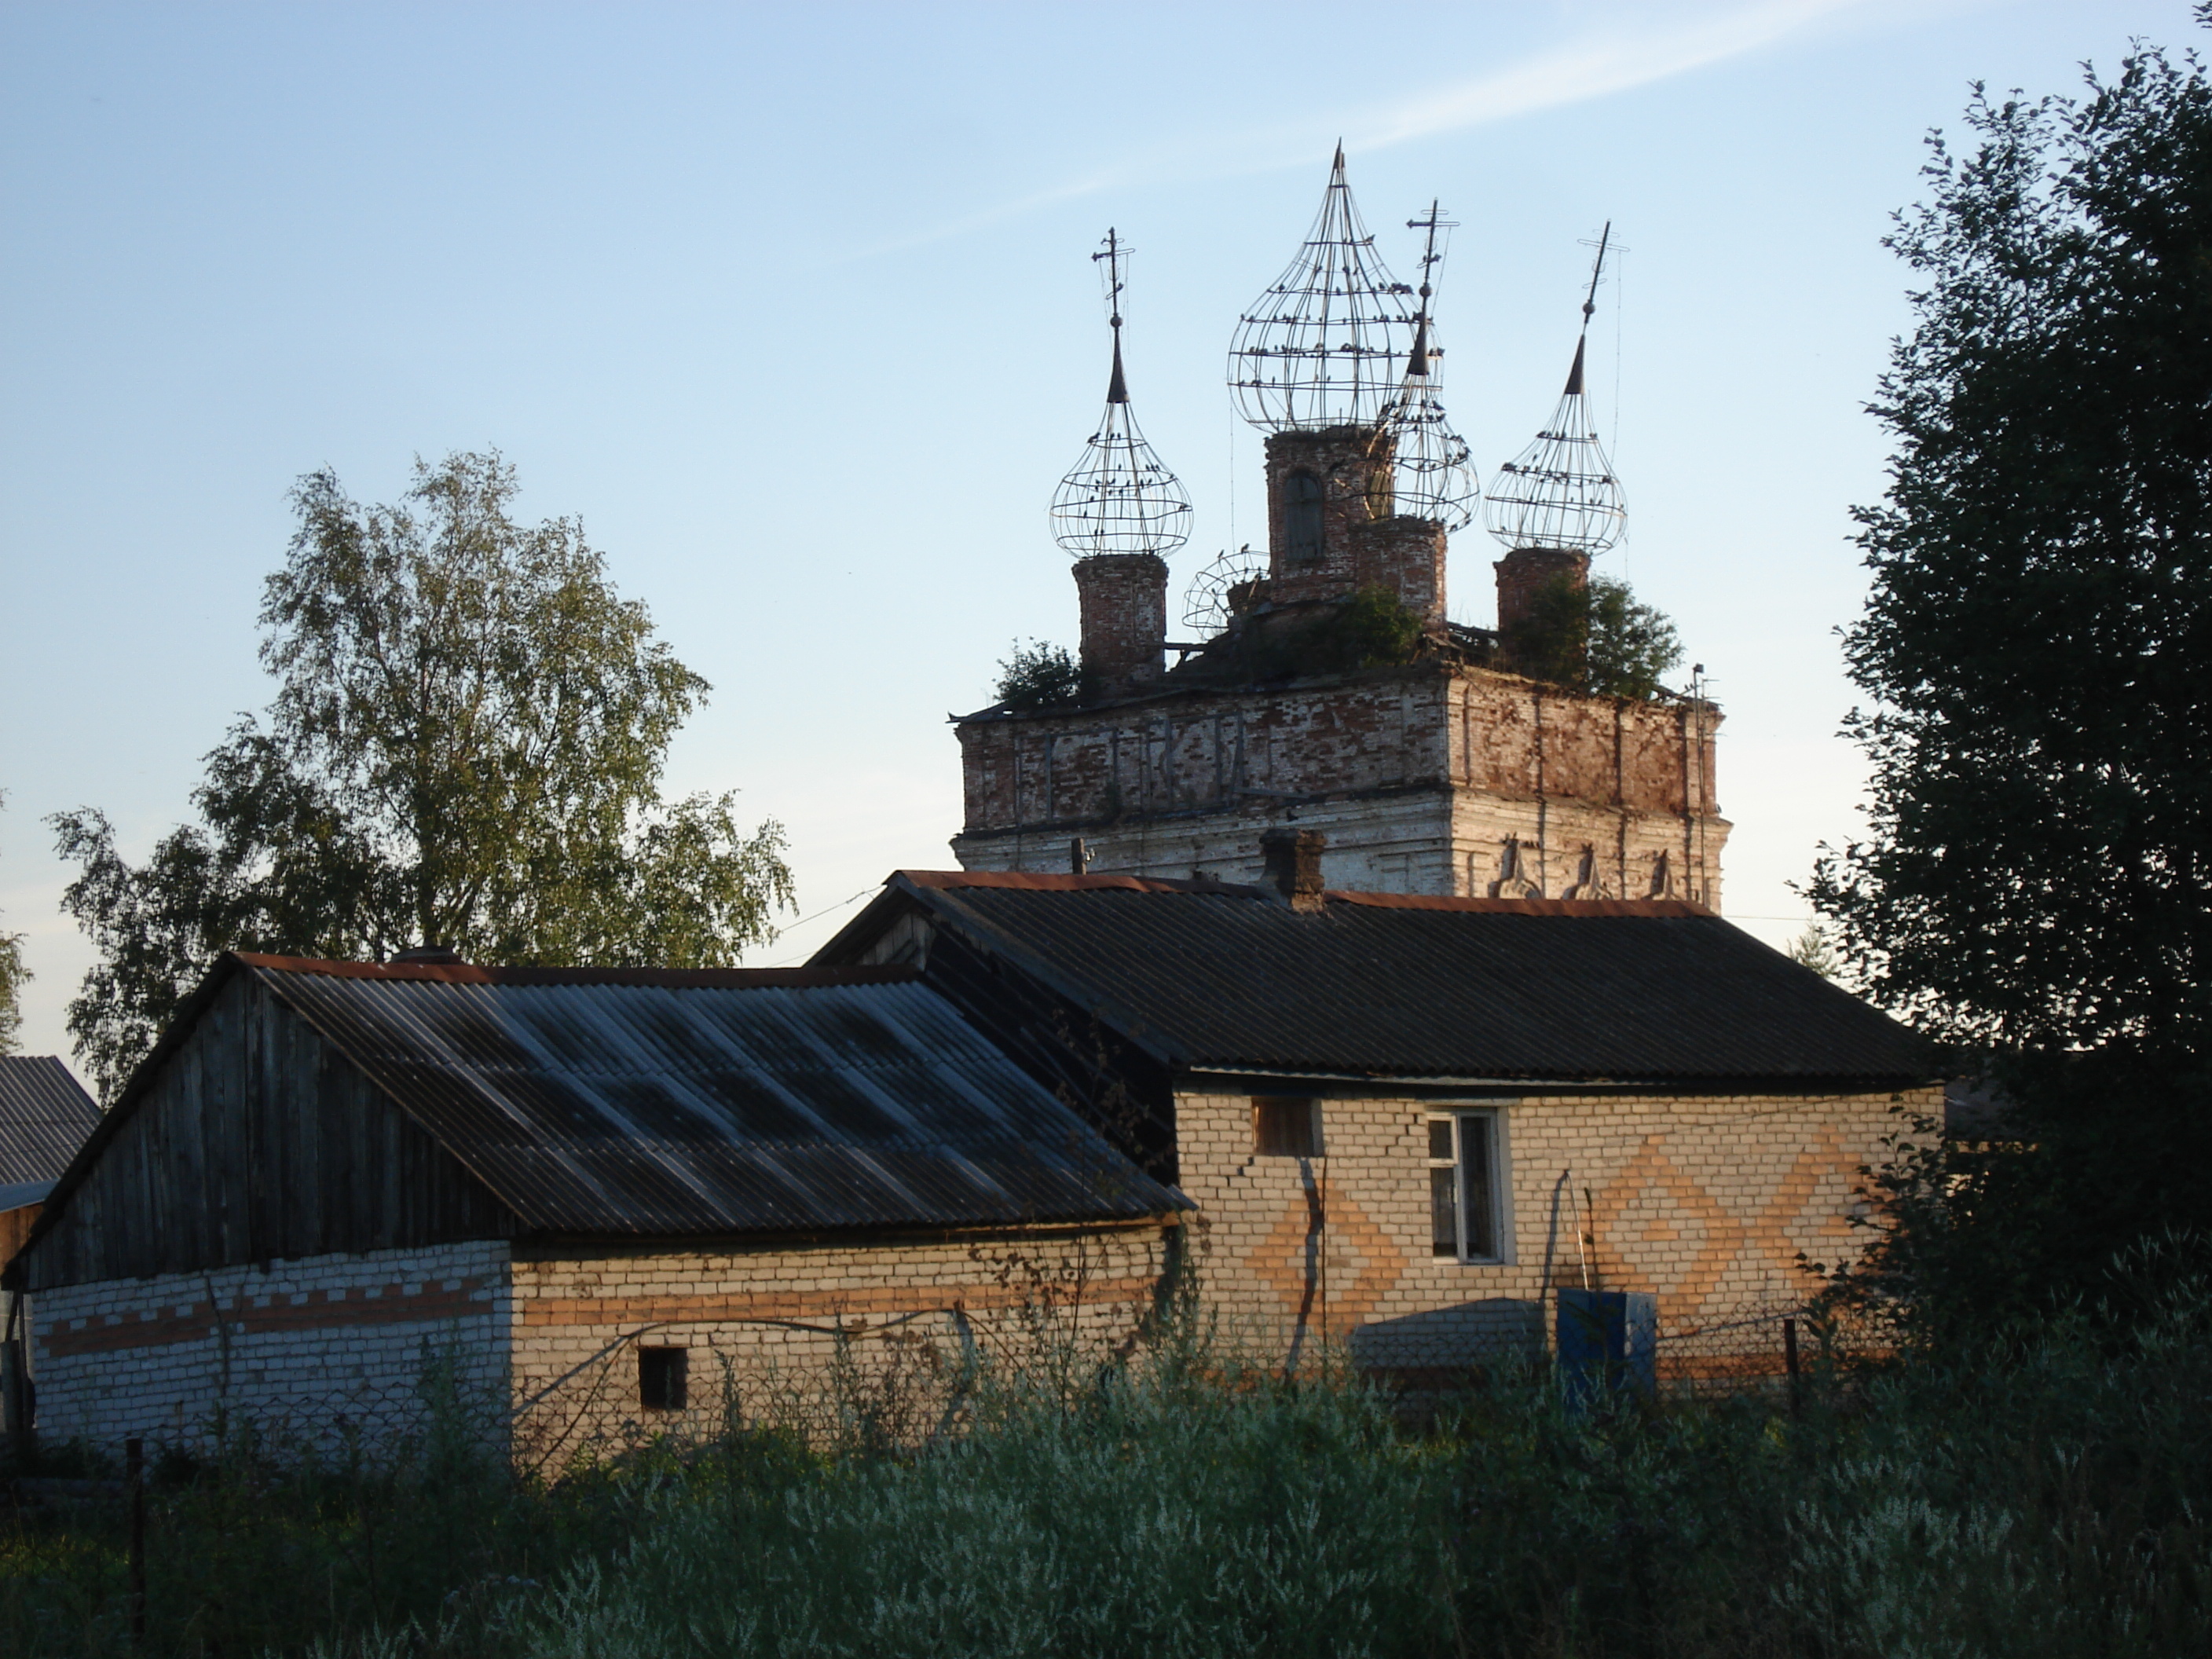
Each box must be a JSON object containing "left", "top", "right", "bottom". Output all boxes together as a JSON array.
[
  {"left": 45, "top": 954, "right": 1183, "bottom": 1240},
  {"left": 0, "top": 1055, "right": 101, "bottom": 1194},
  {"left": 817, "top": 873, "right": 1939, "bottom": 1086}
]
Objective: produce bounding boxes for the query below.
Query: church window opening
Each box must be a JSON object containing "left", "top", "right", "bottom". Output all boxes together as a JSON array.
[{"left": 1284, "top": 470, "right": 1324, "bottom": 565}]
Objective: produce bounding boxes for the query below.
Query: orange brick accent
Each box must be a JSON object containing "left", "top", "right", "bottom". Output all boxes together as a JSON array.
[
  {"left": 1243, "top": 1185, "right": 1406, "bottom": 1335},
  {"left": 39, "top": 1278, "right": 492, "bottom": 1358},
  {"left": 1749, "top": 1126, "right": 1861, "bottom": 1280},
  {"left": 1590, "top": 1138, "right": 1749, "bottom": 1320},
  {"left": 520, "top": 1276, "right": 1158, "bottom": 1329}
]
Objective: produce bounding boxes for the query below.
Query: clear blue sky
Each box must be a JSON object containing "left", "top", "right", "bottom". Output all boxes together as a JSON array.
[{"left": 3, "top": 0, "right": 2200, "bottom": 1071}]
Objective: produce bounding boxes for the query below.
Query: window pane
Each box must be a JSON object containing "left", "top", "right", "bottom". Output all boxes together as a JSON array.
[
  {"left": 1461, "top": 1115, "right": 1496, "bottom": 1258},
  {"left": 1426, "top": 1119, "right": 1454, "bottom": 1160},
  {"left": 1430, "top": 1166, "right": 1459, "bottom": 1257}
]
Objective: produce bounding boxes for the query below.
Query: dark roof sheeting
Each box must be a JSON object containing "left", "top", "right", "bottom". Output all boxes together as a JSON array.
[
  {"left": 830, "top": 874, "right": 1937, "bottom": 1084},
  {"left": 244, "top": 958, "right": 1181, "bottom": 1236},
  {"left": 0, "top": 1057, "right": 101, "bottom": 1186}
]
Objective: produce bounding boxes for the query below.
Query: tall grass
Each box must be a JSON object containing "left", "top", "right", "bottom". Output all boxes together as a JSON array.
[{"left": 5, "top": 1286, "right": 2210, "bottom": 1657}]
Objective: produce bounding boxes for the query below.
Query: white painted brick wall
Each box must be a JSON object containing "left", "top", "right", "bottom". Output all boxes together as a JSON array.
[{"left": 28, "top": 1240, "right": 511, "bottom": 1457}]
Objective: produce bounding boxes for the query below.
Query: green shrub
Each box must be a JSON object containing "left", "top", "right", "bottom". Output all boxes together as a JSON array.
[
  {"left": 992, "top": 641, "right": 1092, "bottom": 710},
  {"left": 1244, "top": 586, "right": 1425, "bottom": 680},
  {"left": 9, "top": 1287, "right": 2212, "bottom": 1658},
  {"left": 1508, "top": 572, "right": 1683, "bottom": 698}
]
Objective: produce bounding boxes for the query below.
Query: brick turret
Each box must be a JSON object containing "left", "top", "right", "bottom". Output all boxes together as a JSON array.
[
  {"left": 1493, "top": 545, "right": 1590, "bottom": 634},
  {"left": 1073, "top": 553, "right": 1168, "bottom": 697}
]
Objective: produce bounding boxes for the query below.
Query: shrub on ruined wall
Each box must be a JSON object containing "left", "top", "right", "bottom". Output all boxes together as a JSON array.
[
  {"left": 1242, "top": 584, "right": 1426, "bottom": 680},
  {"left": 993, "top": 639, "right": 1097, "bottom": 709},
  {"left": 1507, "top": 572, "right": 1683, "bottom": 699}
]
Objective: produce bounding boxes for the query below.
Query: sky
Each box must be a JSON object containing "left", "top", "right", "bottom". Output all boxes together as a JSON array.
[{"left": 2, "top": 0, "right": 2203, "bottom": 1075}]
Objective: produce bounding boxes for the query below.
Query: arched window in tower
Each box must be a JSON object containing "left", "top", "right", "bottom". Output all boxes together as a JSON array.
[{"left": 1285, "top": 469, "right": 1324, "bottom": 565}]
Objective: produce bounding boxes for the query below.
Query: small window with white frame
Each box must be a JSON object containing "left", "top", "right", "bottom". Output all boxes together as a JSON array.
[{"left": 1427, "top": 1110, "right": 1509, "bottom": 1262}]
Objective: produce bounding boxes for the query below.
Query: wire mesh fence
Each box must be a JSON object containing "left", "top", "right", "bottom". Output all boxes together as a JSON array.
[{"left": 1648, "top": 1295, "right": 1884, "bottom": 1398}]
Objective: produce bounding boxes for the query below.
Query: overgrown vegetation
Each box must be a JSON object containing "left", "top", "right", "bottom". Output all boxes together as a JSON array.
[
  {"left": 5, "top": 1275, "right": 2210, "bottom": 1657},
  {"left": 1243, "top": 584, "right": 1426, "bottom": 680},
  {"left": 1506, "top": 573, "right": 1683, "bottom": 698},
  {"left": 991, "top": 639, "right": 1093, "bottom": 709},
  {"left": 47, "top": 452, "right": 794, "bottom": 1097}
]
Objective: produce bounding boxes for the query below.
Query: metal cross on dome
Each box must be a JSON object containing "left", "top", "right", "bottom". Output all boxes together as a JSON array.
[
  {"left": 1485, "top": 222, "right": 1628, "bottom": 555},
  {"left": 1375, "top": 200, "right": 1479, "bottom": 529},
  {"left": 1050, "top": 228, "right": 1192, "bottom": 559}
]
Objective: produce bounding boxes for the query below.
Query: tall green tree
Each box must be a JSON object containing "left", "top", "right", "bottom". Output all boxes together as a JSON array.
[
  {"left": 1811, "top": 22, "right": 2212, "bottom": 1333},
  {"left": 1812, "top": 32, "right": 2212, "bottom": 1049},
  {"left": 0, "top": 793, "right": 27, "bottom": 1055},
  {"left": 53, "top": 452, "right": 794, "bottom": 1097}
]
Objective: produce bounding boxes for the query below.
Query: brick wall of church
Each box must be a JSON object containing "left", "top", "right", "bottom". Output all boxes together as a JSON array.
[{"left": 953, "top": 664, "right": 1726, "bottom": 905}]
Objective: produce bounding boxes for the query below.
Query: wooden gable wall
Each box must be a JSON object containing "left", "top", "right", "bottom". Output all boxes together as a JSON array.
[{"left": 23, "top": 970, "right": 517, "bottom": 1291}]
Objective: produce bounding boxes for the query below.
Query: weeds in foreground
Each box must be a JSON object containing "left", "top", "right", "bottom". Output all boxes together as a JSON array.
[{"left": 5, "top": 1288, "right": 2211, "bottom": 1658}]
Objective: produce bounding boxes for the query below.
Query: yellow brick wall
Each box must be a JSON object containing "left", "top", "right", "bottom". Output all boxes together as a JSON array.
[
  {"left": 507, "top": 1224, "right": 1173, "bottom": 1463},
  {"left": 1176, "top": 1086, "right": 1937, "bottom": 1368}
]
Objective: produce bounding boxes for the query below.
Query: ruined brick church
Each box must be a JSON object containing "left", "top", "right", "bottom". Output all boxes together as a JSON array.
[{"left": 952, "top": 158, "right": 1727, "bottom": 906}]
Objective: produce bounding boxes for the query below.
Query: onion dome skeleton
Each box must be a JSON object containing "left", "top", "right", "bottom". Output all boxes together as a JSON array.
[
  {"left": 1181, "top": 543, "right": 1268, "bottom": 638},
  {"left": 1485, "top": 224, "right": 1627, "bottom": 555},
  {"left": 1375, "top": 201, "right": 1479, "bottom": 529},
  {"left": 1050, "top": 229, "right": 1192, "bottom": 558},
  {"left": 1228, "top": 147, "right": 1419, "bottom": 433}
]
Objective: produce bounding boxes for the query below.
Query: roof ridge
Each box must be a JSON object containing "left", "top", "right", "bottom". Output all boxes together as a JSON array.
[
  {"left": 230, "top": 953, "right": 921, "bottom": 989},
  {"left": 891, "top": 870, "right": 1713, "bottom": 917}
]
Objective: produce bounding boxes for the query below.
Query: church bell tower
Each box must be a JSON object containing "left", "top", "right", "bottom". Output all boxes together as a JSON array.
[{"left": 950, "top": 155, "right": 1727, "bottom": 907}]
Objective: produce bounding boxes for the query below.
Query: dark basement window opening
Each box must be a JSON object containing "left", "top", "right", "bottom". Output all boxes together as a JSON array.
[{"left": 639, "top": 1345, "right": 688, "bottom": 1411}]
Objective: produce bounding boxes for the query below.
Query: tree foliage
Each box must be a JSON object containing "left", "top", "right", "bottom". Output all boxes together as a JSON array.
[
  {"left": 1811, "top": 38, "right": 2212, "bottom": 1053},
  {"left": 993, "top": 640, "right": 1090, "bottom": 709},
  {"left": 1811, "top": 22, "right": 2212, "bottom": 1335},
  {"left": 52, "top": 452, "right": 793, "bottom": 1097},
  {"left": 0, "top": 793, "right": 27, "bottom": 1055},
  {"left": 1507, "top": 573, "right": 1684, "bottom": 698},
  {"left": 1785, "top": 923, "right": 1841, "bottom": 981}
]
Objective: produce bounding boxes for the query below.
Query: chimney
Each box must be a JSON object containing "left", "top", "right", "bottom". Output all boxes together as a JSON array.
[
  {"left": 1493, "top": 545, "right": 1591, "bottom": 636},
  {"left": 390, "top": 944, "right": 463, "bottom": 965},
  {"left": 1260, "top": 827, "right": 1328, "bottom": 912},
  {"left": 1073, "top": 552, "right": 1168, "bottom": 697}
]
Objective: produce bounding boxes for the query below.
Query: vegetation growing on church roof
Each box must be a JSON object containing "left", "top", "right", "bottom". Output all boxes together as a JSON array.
[
  {"left": 1236, "top": 585, "right": 1427, "bottom": 682},
  {"left": 993, "top": 640, "right": 1093, "bottom": 710},
  {"left": 1506, "top": 572, "right": 1683, "bottom": 699}
]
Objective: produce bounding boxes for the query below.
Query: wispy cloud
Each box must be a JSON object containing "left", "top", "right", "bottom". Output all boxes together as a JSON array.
[
  {"left": 854, "top": 0, "right": 1905, "bottom": 261},
  {"left": 1350, "top": 0, "right": 1875, "bottom": 151}
]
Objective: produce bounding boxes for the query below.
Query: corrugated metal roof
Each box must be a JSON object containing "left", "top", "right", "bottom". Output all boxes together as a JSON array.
[
  {"left": 826, "top": 873, "right": 1938, "bottom": 1084},
  {"left": 0, "top": 1057, "right": 101, "bottom": 1187},
  {"left": 245, "top": 957, "right": 1185, "bottom": 1236}
]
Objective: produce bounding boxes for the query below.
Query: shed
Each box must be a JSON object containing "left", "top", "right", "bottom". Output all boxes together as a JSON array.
[{"left": 10, "top": 954, "right": 1184, "bottom": 1458}]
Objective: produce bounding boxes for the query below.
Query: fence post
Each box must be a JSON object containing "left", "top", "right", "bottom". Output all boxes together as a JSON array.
[
  {"left": 126, "top": 1435, "right": 146, "bottom": 1650},
  {"left": 1782, "top": 1317, "right": 1801, "bottom": 1419}
]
